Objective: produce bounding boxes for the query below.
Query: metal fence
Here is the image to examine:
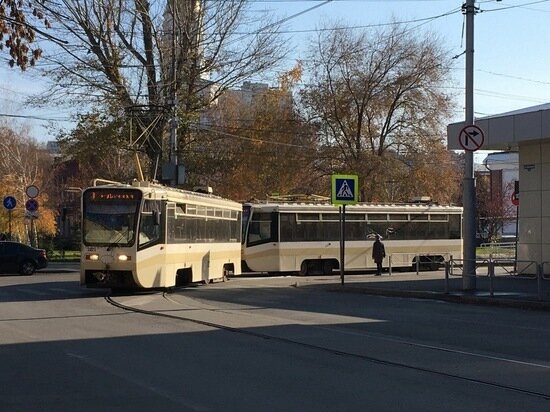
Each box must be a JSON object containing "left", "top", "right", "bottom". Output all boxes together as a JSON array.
[
  {"left": 384, "top": 250, "right": 549, "bottom": 302},
  {"left": 444, "top": 257, "right": 550, "bottom": 302},
  {"left": 387, "top": 252, "right": 452, "bottom": 276}
]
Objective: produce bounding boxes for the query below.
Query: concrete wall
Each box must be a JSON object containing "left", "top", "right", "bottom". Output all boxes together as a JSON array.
[{"left": 517, "top": 142, "right": 550, "bottom": 267}]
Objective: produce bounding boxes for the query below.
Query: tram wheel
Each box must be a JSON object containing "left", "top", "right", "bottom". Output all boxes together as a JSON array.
[{"left": 299, "top": 261, "right": 309, "bottom": 276}]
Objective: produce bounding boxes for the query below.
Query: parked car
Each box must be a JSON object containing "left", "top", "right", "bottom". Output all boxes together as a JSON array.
[{"left": 0, "top": 241, "right": 48, "bottom": 275}]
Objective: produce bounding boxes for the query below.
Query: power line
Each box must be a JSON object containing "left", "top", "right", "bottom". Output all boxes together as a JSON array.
[
  {"left": 247, "top": 7, "right": 461, "bottom": 34},
  {"left": 480, "top": 0, "right": 550, "bottom": 12},
  {"left": 0, "top": 112, "right": 71, "bottom": 122}
]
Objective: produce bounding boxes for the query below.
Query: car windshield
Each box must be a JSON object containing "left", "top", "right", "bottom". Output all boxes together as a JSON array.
[{"left": 83, "top": 189, "right": 141, "bottom": 247}]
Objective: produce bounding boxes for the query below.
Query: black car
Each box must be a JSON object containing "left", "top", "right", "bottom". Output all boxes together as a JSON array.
[{"left": 0, "top": 241, "right": 48, "bottom": 275}]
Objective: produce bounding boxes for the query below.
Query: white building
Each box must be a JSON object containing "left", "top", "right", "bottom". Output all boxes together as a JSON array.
[{"left": 448, "top": 103, "right": 550, "bottom": 270}]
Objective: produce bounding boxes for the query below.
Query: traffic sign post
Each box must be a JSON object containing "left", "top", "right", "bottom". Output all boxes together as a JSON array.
[
  {"left": 331, "top": 175, "right": 359, "bottom": 286},
  {"left": 3, "top": 196, "right": 16, "bottom": 240}
]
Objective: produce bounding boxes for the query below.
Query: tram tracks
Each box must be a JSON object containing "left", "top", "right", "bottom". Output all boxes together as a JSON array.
[{"left": 105, "top": 292, "right": 550, "bottom": 401}]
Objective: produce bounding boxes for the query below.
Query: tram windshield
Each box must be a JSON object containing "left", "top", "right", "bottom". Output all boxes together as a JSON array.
[{"left": 82, "top": 189, "right": 142, "bottom": 246}]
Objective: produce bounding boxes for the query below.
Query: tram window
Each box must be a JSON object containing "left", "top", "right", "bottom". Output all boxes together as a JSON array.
[
  {"left": 281, "top": 213, "right": 298, "bottom": 241},
  {"left": 347, "top": 213, "right": 366, "bottom": 221},
  {"left": 389, "top": 214, "right": 408, "bottom": 221},
  {"left": 428, "top": 222, "right": 448, "bottom": 239},
  {"left": 297, "top": 213, "right": 320, "bottom": 222},
  {"left": 345, "top": 221, "right": 365, "bottom": 240},
  {"left": 247, "top": 212, "right": 277, "bottom": 245},
  {"left": 408, "top": 222, "right": 429, "bottom": 239},
  {"left": 449, "top": 215, "right": 461, "bottom": 239},
  {"left": 323, "top": 222, "right": 340, "bottom": 240},
  {"left": 139, "top": 200, "right": 162, "bottom": 247}
]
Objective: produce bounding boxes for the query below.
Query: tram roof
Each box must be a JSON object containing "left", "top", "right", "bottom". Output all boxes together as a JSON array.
[
  {"left": 87, "top": 179, "right": 242, "bottom": 209},
  {"left": 245, "top": 202, "right": 463, "bottom": 213}
]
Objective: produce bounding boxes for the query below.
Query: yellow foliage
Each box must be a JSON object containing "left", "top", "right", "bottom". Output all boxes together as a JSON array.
[{"left": 0, "top": 171, "right": 57, "bottom": 240}]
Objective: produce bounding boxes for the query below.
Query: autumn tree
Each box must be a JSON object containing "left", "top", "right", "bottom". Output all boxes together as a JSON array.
[
  {"left": 32, "top": 0, "right": 287, "bottom": 182},
  {"left": 191, "top": 66, "right": 322, "bottom": 200},
  {"left": 300, "top": 22, "right": 459, "bottom": 203},
  {"left": 0, "top": 0, "right": 49, "bottom": 69},
  {"left": 0, "top": 126, "right": 56, "bottom": 244}
]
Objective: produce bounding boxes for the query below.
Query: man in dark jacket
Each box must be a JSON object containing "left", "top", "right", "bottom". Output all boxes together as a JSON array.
[{"left": 372, "top": 235, "right": 386, "bottom": 276}]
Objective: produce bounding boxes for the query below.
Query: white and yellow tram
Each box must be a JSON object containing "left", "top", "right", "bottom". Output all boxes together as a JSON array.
[
  {"left": 242, "top": 201, "right": 462, "bottom": 275},
  {"left": 81, "top": 180, "right": 242, "bottom": 289}
]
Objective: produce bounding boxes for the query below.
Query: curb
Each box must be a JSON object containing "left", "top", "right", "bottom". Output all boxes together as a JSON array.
[{"left": 325, "top": 285, "right": 550, "bottom": 312}]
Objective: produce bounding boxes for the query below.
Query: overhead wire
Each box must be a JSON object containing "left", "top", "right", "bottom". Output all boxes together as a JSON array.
[{"left": 2, "top": 0, "right": 550, "bottom": 132}]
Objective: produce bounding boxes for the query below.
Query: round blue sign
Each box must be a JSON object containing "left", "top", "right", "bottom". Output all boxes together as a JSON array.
[
  {"left": 3, "top": 196, "right": 16, "bottom": 210},
  {"left": 25, "top": 198, "right": 39, "bottom": 212}
]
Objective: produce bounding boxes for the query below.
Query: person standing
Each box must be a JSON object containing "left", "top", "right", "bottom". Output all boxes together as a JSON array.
[{"left": 372, "top": 235, "right": 386, "bottom": 276}]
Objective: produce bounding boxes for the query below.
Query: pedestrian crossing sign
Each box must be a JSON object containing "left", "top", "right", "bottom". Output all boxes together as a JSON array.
[{"left": 331, "top": 174, "right": 358, "bottom": 205}]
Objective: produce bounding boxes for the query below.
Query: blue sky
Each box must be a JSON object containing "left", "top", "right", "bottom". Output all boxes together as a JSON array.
[
  {"left": 264, "top": 0, "right": 550, "bottom": 116},
  {"left": 1, "top": 0, "right": 549, "bottom": 147}
]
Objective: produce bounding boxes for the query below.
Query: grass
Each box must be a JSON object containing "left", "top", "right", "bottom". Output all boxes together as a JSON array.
[
  {"left": 47, "top": 250, "right": 80, "bottom": 262},
  {"left": 476, "top": 246, "right": 515, "bottom": 259}
]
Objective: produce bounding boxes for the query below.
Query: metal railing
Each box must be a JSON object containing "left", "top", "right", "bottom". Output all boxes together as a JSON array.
[
  {"left": 477, "top": 242, "right": 515, "bottom": 259},
  {"left": 388, "top": 252, "right": 453, "bottom": 276},
  {"left": 444, "top": 257, "right": 549, "bottom": 301}
]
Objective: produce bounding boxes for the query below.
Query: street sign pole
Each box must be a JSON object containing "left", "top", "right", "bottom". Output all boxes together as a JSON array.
[
  {"left": 3, "top": 196, "right": 17, "bottom": 240},
  {"left": 331, "top": 174, "right": 358, "bottom": 286},
  {"left": 463, "top": 0, "right": 476, "bottom": 290},
  {"left": 339, "top": 205, "right": 346, "bottom": 285}
]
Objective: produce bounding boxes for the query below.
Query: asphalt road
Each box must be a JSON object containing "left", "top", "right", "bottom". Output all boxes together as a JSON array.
[{"left": 1, "top": 269, "right": 550, "bottom": 411}]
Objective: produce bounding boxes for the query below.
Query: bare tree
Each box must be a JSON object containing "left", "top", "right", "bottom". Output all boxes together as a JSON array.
[
  {"left": 32, "top": 0, "right": 287, "bottom": 180},
  {"left": 300, "top": 22, "right": 457, "bottom": 202}
]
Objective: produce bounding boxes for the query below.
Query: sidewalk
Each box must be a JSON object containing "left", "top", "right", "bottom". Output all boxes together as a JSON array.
[{"left": 323, "top": 271, "right": 550, "bottom": 311}]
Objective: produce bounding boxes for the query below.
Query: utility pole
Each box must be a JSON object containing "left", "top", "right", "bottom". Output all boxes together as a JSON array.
[
  {"left": 462, "top": 0, "right": 476, "bottom": 290},
  {"left": 169, "top": 0, "right": 178, "bottom": 187}
]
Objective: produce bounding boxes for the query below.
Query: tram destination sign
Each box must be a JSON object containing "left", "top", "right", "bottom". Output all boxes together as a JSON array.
[{"left": 86, "top": 189, "right": 141, "bottom": 202}]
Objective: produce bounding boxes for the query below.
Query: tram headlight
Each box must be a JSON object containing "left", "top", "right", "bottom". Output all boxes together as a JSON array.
[
  {"left": 117, "top": 254, "right": 130, "bottom": 261},
  {"left": 86, "top": 254, "right": 99, "bottom": 261}
]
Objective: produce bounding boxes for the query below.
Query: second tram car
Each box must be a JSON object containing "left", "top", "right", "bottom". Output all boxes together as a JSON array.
[{"left": 242, "top": 201, "right": 462, "bottom": 275}]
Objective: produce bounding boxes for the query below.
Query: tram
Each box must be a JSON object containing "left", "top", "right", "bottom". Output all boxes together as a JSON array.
[
  {"left": 242, "top": 200, "right": 462, "bottom": 275},
  {"left": 80, "top": 179, "right": 242, "bottom": 289}
]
